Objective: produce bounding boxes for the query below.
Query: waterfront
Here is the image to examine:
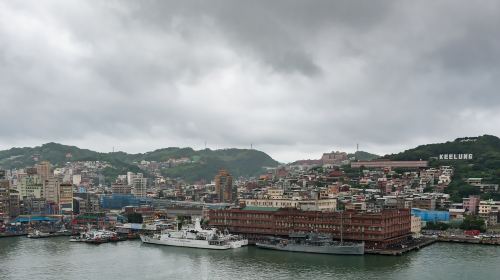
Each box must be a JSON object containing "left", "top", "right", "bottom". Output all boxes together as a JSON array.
[{"left": 1, "top": 238, "right": 500, "bottom": 280}]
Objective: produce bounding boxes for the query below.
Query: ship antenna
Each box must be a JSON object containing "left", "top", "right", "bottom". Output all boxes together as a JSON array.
[{"left": 340, "top": 211, "right": 343, "bottom": 244}]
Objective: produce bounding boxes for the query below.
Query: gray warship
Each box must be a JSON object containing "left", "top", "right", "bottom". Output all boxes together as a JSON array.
[{"left": 255, "top": 233, "right": 365, "bottom": 255}]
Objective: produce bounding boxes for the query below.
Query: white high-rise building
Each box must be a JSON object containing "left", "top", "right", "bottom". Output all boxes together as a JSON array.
[
  {"left": 132, "top": 177, "right": 148, "bottom": 197},
  {"left": 72, "top": 174, "right": 82, "bottom": 186},
  {"left": 127, "top": 172, "right": 135, "bottom": 186},
  {"left": 44, "top": 177, "right": 61, "bottom": 203},
  {"left": 17, "top": 174, "right": 44, "bottom": 199}
]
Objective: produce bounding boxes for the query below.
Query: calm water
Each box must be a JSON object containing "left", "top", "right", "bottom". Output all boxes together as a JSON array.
[{"left": 1, "top": 237, "right": 499, "bottom": 280}]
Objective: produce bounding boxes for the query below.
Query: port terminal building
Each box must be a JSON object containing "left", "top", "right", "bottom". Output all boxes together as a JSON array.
[{"left": 209, "top": 207, "right": 411, "bottom": 249}]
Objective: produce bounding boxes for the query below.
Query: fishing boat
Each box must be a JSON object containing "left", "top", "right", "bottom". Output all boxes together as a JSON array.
[
  {"left": 27, "top": 227, "right": 71, "bottom": 239},
  {"left": 69, "top": 229, "right": 118, "bottom": 244},
  {"left": 27, "top": 230, "right": 52, "bottom": 238}
]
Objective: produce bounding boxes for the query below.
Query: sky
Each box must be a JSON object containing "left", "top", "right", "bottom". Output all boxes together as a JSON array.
[{"left": 1, "top": 0, "right": 500, "bottom": 162}]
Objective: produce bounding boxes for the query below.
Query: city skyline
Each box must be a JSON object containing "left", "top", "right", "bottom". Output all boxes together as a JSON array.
[
  {"left": 3, "top": 2, "right": 500, "bottom": 279},
  {"left": 2, "top": 1, "right": 500, "bottom": 162}
]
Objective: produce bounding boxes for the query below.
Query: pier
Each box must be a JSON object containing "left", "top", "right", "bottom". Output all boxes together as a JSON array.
[
  {"left": 365, "top": 238, "right": 437, "bottom": 256},
  {"left": 0, "top": 232, "right": 27, "bottom": 238},
  {"left": 437, "top": 236, "right": 500, "bottom": 245}
]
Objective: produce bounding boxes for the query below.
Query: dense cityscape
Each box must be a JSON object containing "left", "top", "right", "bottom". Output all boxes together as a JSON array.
[
  {"left": 2, "top": 141, "right": 500, "bottom": 256},
  {"left": 3, "top": 1, "right": 500, "bottom": 279}
]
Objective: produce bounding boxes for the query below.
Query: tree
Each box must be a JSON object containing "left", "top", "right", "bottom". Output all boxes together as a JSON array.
[
  {"left": 423, "top": 186, "right": 434, "bottom": 193},
  {"left": 424, "top": 221, "right": 450, "bottom": 230},
  {"left": 337, "top": 202, "right": 346, "bottom": 211},
  {"left": 480, "top": 192, "right": 500, "bottom": 201},
  {"left": 459, "top": 215, "right": 486, "bottom": 232},
  {"left": 445, "top": 178, "right": 481, "bottom": 202}
]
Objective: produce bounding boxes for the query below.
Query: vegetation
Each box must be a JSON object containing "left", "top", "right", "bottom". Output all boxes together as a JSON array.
[
  {"left": 444, "top": 178, "right": 481, "bottom": 202},
  {"left": 0, "top": 143, "right": 279, "bottom": 183},
  {"left": 385, "top": 135, "right": 500, "bottom": 200},
  {"left": 341, "top": 165, "right": 363, "bottom": 178},
  {"left": 424, "top": 221, "right": 450, "bottom": 231},
  {"left": 347, "top": 151, "right": 380, "bottom": 161},
  {"left": 459, "top": 215, "right": 486, "bottom": 232},
  {"left": 423, "top": 186, "right": 434, "bottom": 193},
  {"left": 480, "top": 192, "right": 500, "bottom": 201},
  {"left": 157, "top": 148, "right": 279, "bottom": 182}
]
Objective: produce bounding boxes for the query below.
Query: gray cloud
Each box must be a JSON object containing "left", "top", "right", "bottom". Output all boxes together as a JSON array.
[{"left": 1, "top": 0, "right": 500, "bottom": 162}]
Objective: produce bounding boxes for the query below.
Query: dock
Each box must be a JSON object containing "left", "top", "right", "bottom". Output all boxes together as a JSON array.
[
  {"left": 0, "top": 232, "right": 28, "bottom": 238},
  {"left": 365, "top": 238, "right": 436, "bottom": 256},
  {"left": 437, "top": 236, "right": 500, "bottom": 245}
]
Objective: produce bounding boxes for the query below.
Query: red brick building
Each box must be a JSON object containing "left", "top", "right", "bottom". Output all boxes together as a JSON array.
[
  {"left": 351, "top": 160, "right": 428, "bottom": 169},
  {"left": 209, "top": 207, "right": 411, "bottom": 249}
]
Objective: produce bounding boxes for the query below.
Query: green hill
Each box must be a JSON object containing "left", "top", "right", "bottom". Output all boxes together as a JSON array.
[
  {"left": 348, "top": 151, "right": 380, "bottom": 161},
  {"left": 0, "top": 143, "right": 144, "bottom": 182},
  {"left": 0, "top": 143, "right": 279, "bottom": 183},
  {"left": 149, "top": 148, "right": 279, "bottom": 182},
  {"left": 384, "top": 135, "right": 500, "bottom": 201}
]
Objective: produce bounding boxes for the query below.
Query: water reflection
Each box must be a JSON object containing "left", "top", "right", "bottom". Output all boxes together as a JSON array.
[
  {"left": 146, "top": 243, "right": 412, "bottom": 279},
  {"left": 1, "top": 238, "right": 500, "bottom": 280}
]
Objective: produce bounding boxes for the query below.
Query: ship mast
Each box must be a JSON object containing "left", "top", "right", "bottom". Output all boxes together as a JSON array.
[{"left": 340, "top": 211, "right": 343, "bottom": 244}]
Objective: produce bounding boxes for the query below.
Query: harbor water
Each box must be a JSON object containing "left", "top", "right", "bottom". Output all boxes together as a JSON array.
[{"left": 1, "top": 237, "right": 499, "bottom": 280}]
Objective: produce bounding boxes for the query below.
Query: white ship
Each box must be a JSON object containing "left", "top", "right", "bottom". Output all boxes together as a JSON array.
[{"left": 140, "top": 218, "right": 247, "bottom": 250}]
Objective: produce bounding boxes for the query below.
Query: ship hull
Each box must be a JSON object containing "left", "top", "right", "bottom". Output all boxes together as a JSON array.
[
  {"left": 255, "top": 243, "right": 364, "bottom": 255},
  {"left": 28, "top": 232, "right": 71, "bottom": 238},
  {"left": 230, "top": 239, "right": 248, "bottom": 248},
  {"left": 141, "top": 235, "right": 232, "bottom": 250}
]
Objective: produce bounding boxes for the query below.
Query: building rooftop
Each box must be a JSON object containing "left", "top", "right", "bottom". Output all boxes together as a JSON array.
[{"left": 242, "top": 206, "right": 281, "bottom": 212}]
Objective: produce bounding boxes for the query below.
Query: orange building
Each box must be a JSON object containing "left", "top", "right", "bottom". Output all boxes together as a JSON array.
[{"left": 214, "top": 169, "right": 233, "bottom": 203}]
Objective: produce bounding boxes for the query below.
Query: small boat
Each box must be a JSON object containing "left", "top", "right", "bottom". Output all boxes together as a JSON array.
[
  {"left": 84, "top": 230, "right": 117, "bottom": 244},
  {"left": 27, "top": 230, "right": 51, "bottom": 239},
  {"left": 69, "top": 232, "right": 89, "bottom": 242}
]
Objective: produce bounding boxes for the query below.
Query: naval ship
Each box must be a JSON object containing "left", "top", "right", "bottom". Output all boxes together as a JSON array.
[
  {"left": 256, "top": 233, "right": 364, "bottom": 255},
  {"left": 256, "top": 212, "right": 364, "bottom": 255}
]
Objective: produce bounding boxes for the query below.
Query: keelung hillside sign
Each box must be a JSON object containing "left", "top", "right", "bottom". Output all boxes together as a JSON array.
[{"left": 438, "top": 154, "right": 473, "bottom": 160}]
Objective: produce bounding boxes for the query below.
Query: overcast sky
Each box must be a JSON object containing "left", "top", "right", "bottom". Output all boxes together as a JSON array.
[{"left": 1, "top": 1, "right": 500, "bottom": 162}]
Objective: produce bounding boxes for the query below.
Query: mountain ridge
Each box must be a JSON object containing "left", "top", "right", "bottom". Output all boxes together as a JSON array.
[
  {"left": 2, "top": 135, "right": 500, "bottom": 189},
  {"left": 0, "top": 142, "right": 280, "bottom": 183}
]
